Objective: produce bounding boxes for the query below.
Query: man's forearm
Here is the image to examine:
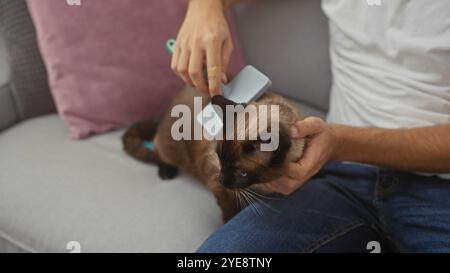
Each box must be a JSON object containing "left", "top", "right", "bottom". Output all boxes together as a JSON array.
[{"left": 331, "top": 124, "right": 450, "bottom": 173}]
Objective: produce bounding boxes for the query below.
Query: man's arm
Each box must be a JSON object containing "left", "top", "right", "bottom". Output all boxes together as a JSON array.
[
  {"left": 333, "top": 124, "right": 450, "bottom": 173},
  {"left": 269, "top": 118, "right": 450, "bottom": 195}
]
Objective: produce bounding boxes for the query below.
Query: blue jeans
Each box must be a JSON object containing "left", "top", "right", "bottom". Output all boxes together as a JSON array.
[{"left": 197, "top": 161, "right": 450, "bottom": 253}]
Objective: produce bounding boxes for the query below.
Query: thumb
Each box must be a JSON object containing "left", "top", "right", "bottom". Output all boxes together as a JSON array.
[{"left": 290, "top": 117, "right": 324, "bottom": 139}]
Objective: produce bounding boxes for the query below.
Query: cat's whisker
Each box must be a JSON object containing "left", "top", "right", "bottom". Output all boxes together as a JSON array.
[
  {"left": 246, "top": 188, "right": 282, "bottom": 201},
  {"left": 240, "top": 191, "right": 248, "bottom": 209},
  {"left": 243, "top": 191, "right": 266, "bottom": 216},
  {"left": 240, "top": 190, "right": 251, "bottom": 208},
  {"left": 241, "top": 190, "right": 263, "bottom": 217},
  {"left": 239, "top": 190, "right": 256, "bottom": 215},
  {"left": 243, "top": 188, "right": 280, "bottom": 214},
  {"left": 236, "top": 190, "right": 244, "bottom": 209},
  {"left": 234, "top": 190, "right": 240, "bottom": 209}
]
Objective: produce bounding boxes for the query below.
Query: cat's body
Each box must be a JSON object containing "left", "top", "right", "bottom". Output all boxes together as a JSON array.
[{"left": 123, "top": 86, "right": 305, "bottom": 221}]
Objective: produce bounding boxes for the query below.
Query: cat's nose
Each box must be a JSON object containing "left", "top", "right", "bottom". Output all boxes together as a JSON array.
[{"left": 219, "top": 171, "right": 236, "bottom": 189}]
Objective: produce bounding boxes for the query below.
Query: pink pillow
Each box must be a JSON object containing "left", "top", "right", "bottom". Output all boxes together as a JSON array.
[{"left": 26, "top": 0, "right": 245, "bottom": 139}]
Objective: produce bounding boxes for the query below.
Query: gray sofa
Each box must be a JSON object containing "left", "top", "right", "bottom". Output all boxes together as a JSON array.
[{"left": 0, "top": 0, "right": 330, "bottom": 252}]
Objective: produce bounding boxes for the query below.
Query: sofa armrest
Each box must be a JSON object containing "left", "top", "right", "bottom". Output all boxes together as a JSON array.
[
  {"left": 0, "top": 33, "right": 19, "bottom": 132},
  {"left": 0, "top": 31, "right": 9, "bottom": 87},
  {"left": 0, "top": 83, "right": 19, "bottom": 132}
]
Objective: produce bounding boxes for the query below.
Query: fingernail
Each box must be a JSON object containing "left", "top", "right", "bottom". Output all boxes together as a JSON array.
[
  {"left": 210, "top": 82, "right": 222, "bottom": 96},
  {"left": 221, "top": 73, "right": 228, "bottom": 83},
  {"left": 291, "top": 126, "right": 299, "bottom": 138}
]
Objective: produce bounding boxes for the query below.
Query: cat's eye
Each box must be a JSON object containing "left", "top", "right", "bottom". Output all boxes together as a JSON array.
[{"left": 239, "top": 170, "right": 248, "bottom": 177}]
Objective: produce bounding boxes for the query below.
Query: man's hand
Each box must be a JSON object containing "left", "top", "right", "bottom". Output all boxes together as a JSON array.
[
  {"left": 171, "top": 0, "right": 233, "bottom": 96},
  {"left": 268, "top": 117, "right": 339, "bottom": 195}
]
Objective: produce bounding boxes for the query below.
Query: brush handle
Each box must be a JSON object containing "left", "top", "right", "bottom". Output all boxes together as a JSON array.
[{"left": 166, "top": 39, "right": 176, "bottom": 55}]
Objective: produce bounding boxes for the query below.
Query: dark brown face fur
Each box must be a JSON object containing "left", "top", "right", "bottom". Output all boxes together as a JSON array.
[
  {"left": 217, "top": 127, "right": 292, "bottom": 189},
  {"left": 211, "top": 94, "right": 302, "bottom": 190}
]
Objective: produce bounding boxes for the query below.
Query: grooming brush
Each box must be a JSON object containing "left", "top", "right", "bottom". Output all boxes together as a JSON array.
[{"left": 166, "top": 39, "right": 272, "bottom": 137}]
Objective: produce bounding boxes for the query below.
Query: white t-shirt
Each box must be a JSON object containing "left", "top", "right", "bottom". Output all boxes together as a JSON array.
[
  {"left": 322, "top": 0, "right": 450, "bottom": 128},
  {"left": 321, "top": 0, "right": 450, "bottom": 178}
]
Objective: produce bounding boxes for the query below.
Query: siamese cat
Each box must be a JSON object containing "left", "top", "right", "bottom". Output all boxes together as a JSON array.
[{"left": 122, "top": 86, "right": 305, "bottom": 221}]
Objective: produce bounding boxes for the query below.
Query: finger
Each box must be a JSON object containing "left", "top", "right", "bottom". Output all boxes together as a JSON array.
[
  {"left": 189, "top": 49, "right": 208, "bottom": 93},
  {"left": 267, "top": 176, "right": 304, "bottom": 196},
  {"left": 177, "top": 49, "right": 194, "bottom": 86},
  {"left": 286, "top": 162, "right": 306, "bottom": 181},
  {"left": 285, "top": 162, "right": 320, "bottom": 189},
  {"left": 288, "top": 137, "right": 327, "bottom": 182},
  {"left": 206, "top": 39, "right": 222, "bottom": 96},
  {"left": 171, "top": 44, "right": 180, "bottom": 75},
  {"left": 287, "top": 142, "right": 319, "bottom": 179},
  {"left": 291, "top": 117, "right": 324, "bottom": 139},
  {"left": 221, "top": 38, "right": 233, "bottom": 83}
]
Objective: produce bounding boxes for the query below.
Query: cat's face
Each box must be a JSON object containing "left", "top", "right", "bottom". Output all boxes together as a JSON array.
[
  {"left": 217, "top": 130, "right": 293, "bottom": 189},
  {"left": 211, "top": 95, "right": 303, "bottom": 190}
]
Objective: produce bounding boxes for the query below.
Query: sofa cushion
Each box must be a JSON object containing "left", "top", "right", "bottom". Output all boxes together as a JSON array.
[{"left": 0, "top": 114, "right": 222, "bottom": 252}]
